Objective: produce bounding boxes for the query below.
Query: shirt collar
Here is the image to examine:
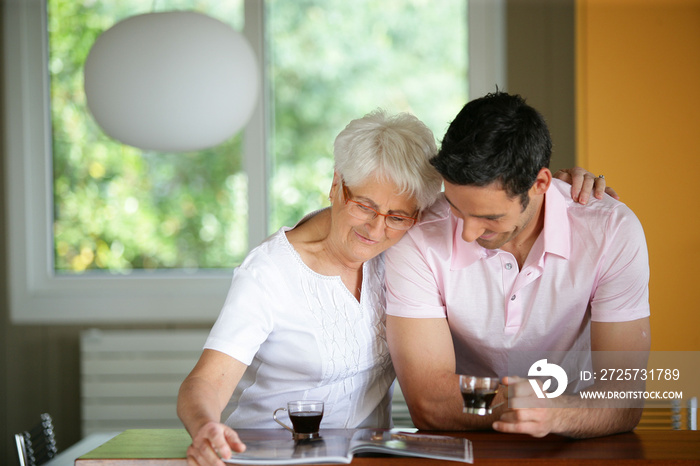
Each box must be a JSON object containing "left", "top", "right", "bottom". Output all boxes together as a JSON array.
[
  {"left": 450, "top": 216, "right": 489, "bottom": 270},
  {"left": 541, "top": 180, "right": 570, "bottom": 259},
  {"left": 449, "top": 180, "right": 571, "bottom": 270}
]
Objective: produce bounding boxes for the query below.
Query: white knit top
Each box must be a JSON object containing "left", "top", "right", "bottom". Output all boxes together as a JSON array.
[{"left": 204, "top": 226, "right": 395, "bottom": 429}]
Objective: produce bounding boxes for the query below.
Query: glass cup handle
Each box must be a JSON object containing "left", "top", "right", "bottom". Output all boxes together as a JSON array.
[
  {"left": 489, "top": 401, "right": 505, "bottom": 410},
  {"left": 273, "top": 407, "right": 294, "bottom": 433},
  {"left": 490, "top": 383, "right": 507, "bottom": 410}
]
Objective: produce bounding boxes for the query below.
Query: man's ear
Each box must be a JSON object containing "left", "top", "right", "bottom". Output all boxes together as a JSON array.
[{"left": 532, "top": 167, "right": 552, "bottom": 195}]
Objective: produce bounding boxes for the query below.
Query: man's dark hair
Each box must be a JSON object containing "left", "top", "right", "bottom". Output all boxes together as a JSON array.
[{"left": 430, "top": 92, "right": 552, "bottom": 207}]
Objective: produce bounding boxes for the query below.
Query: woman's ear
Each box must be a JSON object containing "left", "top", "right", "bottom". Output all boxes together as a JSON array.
[{"left": 329, "top": 172, "right": 341, "bottom": 203}]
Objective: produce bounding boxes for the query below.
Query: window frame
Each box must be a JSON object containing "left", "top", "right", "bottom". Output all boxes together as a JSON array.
[{"left": 3, "top": 0, "right": 504, "bottom": 324}]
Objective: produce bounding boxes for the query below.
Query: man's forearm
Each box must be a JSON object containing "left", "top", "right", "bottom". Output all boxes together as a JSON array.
[
  {"left": 405, "top": 374, "right": 507, "bottom": 431},
  {"left": 557, "top": 362, "right": 646, "bottom": 437},
  {"left": 553, "top": 405, "right": 642, "bottom": 439}
]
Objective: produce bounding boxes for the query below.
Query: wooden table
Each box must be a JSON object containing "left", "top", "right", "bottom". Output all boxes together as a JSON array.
[
  {"left": 43, "top": 432, "right": 120, "bottom": 466},
  {"left": 75, "top": 428, "right": 700, "bottom": 465}
]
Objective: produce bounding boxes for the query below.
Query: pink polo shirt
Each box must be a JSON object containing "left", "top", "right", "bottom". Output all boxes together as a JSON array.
[{"left": 385, "top": 179, "right": 650, "bottom": 378}]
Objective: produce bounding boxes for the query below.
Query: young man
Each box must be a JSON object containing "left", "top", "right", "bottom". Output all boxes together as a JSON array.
[{"left": 385, "top": 92, "right": 650, "bottom": 439}]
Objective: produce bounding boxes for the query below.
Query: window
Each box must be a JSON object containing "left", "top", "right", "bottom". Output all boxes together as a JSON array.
[
  {"left": 49, "top": 0, "right": 248, "bottom": 273},
  {"left": 266, "top": 0, "right": 470, "bottom": 230},
  {"left": 4, "top": 0, "right": 505, "bottom": 322}
]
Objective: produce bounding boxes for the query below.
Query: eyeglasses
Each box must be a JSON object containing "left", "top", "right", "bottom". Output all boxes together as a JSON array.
[{"left": 341, "top": 180, "right": 417, "bottom": 231}]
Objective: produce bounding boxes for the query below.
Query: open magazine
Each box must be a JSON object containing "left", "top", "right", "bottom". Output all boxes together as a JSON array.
[{"left": 223, "top": 429, "right": 473, "bottom": 464}]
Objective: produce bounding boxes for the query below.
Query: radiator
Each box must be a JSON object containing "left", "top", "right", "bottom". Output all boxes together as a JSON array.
[
  {"left": 391, "top": 383, "right": 414, "bottom": 428},
  {"left": 637, "top": 398, "right": 698, "bottom": 431},
  {"left": 80, "top": 328, "right": 209, "bottom": 436},
  {"left": 80, "top": 328, "right": 414, "bottom": 435}
]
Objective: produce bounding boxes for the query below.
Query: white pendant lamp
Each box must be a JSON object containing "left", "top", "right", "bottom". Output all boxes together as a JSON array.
[{"left": 84, "top": 11, "right": 259, "bottom": 152}]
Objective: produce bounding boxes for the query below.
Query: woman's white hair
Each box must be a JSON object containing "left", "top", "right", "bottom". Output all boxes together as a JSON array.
[{"left": 333, "top": 109, "right": 443, "bottom": 210}]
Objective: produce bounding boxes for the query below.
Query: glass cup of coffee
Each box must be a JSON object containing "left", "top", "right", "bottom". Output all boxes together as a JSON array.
[
  {"left": 459, "top": 375, "right": 502, "bottom": 415},
  {"left": 273, "top": 400, "right": 324, "bottom": 439}
]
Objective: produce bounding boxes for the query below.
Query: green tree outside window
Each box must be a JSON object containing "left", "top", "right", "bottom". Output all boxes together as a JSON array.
[{"left": 49, "top": 0, "right": 466, "bottom": 274}]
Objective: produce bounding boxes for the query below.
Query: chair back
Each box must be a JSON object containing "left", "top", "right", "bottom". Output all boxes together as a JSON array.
[{"left": 14, "top": 413, "right": 57, "bottom": 466}]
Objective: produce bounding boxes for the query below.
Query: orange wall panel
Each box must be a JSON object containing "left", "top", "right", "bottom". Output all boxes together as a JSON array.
[{"left": 577, "top": 0, "right": 700, "bottom": 350}]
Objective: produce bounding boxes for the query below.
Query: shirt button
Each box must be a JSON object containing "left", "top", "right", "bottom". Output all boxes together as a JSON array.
[
  {"left": 510, "top": 295, "right": 516, "bottom": 301},
  {"left": 505, "top": 263, "right": 513, "bottom": 270}
]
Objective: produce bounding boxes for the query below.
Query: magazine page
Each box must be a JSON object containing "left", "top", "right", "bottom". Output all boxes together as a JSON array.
[
  {"left": 223, "top": 429, "right": 473, "bottom": 465},
  {"left": 350, "top": 429, "right": 473, "bottom": 463},
  {"left": 223, "top": 435, "right": 352, "bottom": 465}
]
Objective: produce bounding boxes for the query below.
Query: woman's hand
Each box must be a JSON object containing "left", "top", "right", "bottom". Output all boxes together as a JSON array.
[
  {"left": 186, "top": 420, "right": 246, "bottom": 466},
  {"left": 553, "top": 167, "right": 619, "bottom": 204}
]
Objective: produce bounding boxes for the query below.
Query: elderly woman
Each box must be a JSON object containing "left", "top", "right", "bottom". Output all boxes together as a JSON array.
[
  {"left": 177, "top": 109, "right": 610, "bottom": 466},
  {"left": 178, "top": 110, "right": 441, "bottom": 465}
]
